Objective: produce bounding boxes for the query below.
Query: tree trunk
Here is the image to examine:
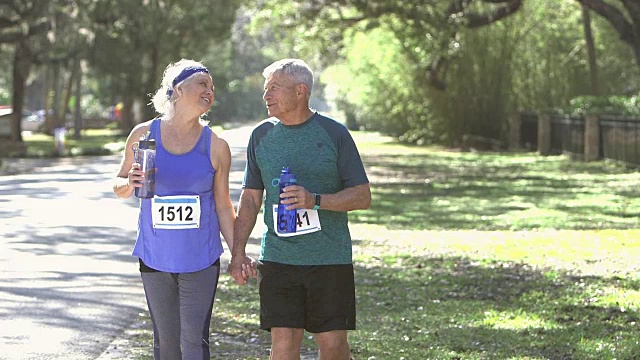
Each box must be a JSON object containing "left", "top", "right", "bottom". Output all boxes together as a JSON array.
[
  {"left": 146, "top": 44, "right": 160, "bottom": 121},
  {"left": 121, "top": 96, "right": 135, "bottom": 133},
  {"left": 73, "top": 59, "right": 83, "bottom": 139},
  {"left": 62, "top": 58, "right": 78, "bottom": 129},
  {"left": 582, "top": 5, "right": 600, "bottom": 96},
  {"left": 44, "top": 65, "right": 51, "bottom": 132},
  {"left": 10, "top": 40, "right": 33, "bottom": 143},
  {"left": 46, "top": 63, "right": 61, "bottom": 134}
]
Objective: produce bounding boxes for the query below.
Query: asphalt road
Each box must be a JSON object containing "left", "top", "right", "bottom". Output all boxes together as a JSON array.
[{"left": 0, "top": 124, "right": 257, "bottom": 359}]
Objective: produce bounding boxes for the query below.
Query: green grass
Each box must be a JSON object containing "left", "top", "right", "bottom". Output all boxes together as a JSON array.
[
  {"left": 17, "top": 125, "right": 225, "bottom": 157},
  {"left": 351, "top": 132, "right": 640, "bottom": 231},
  {"left": 347, "top": 226, "right": 640, "bottom": 359},
  {"left": 200, "top": 228, "right": 640, "bottom": 360},
  {"left": 20, "top": 128, "right": 126, "bottom": 157},
  {"left": 36, "top": 129, "right": 640, "bottom": 359}
]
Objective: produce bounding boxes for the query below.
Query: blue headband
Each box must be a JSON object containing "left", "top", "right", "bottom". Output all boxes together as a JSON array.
[{"left": 166, "top": 66, "right": 210, "bottom": 99}]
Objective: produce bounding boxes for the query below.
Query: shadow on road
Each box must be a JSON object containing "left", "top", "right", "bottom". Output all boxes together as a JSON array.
[{"left": 0, "top": 125, "right": 256, "bottom": 359}]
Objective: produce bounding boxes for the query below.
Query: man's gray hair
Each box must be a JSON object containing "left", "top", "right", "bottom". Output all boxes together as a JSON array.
[{"left": 262, "top": 59, "right": 314, "bottom": 95}]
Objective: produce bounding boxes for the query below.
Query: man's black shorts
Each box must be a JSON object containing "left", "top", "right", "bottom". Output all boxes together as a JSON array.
[{"left": 257, "top": 261, "right": 356, "bottom": 333}]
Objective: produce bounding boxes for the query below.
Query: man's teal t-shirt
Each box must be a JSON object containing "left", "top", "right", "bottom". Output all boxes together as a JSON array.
[{"left": 243, "top": 112, "right": 369, "bottom": 265}]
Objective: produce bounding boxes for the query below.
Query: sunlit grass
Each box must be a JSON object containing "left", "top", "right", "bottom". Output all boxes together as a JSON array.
[
  {"left": 479, "top": 310, "right": 556, "bottom": 330},
  {"left": 19, "top": 125, "right": 225, "bottom": 158},
  {"left": 350, "top": 131, "right": 640, "bottom": 231},
  {"left": 21, "top": 128, "right": 125, "bottom": 157}
]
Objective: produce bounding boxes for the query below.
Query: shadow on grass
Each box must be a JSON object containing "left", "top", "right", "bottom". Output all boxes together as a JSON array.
[
  {"left": 204, "top": 253, "right": 640, "bottom": 359},
  {"left": 351, "top": 254, "right": 640, "bottom": 359},
  {"left": 357, "top": 152, "right": 640, "bottom": 231}
]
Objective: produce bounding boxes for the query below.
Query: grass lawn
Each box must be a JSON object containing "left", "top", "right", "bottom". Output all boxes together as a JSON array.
[
  {"left": 353, "top": 132, "right": 640, "bottom": 231},
  {"left": 23, "top": 129, "right": 640, "bottom": 359},
  {"left": 19, "top": 128, "right": 126, "bottom": 157}
]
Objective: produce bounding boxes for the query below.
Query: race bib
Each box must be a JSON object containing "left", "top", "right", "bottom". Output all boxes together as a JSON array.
[
  {"left": 272, "top": 205, "right": 321, "bottom": 237},
  {"left": 152, "top": 195, "right": 201, "bottom": 229}
]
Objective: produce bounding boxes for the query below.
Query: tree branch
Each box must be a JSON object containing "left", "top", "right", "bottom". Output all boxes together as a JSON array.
[
  {"left": 621, "top": 0, "right": 640, "bottom": 23},
  {"left": 0, "top": 17, "right": 49, "bottom": 44},
  {"left": 427, "top": 55, "right": 448, "bottom": 91},
  {"left": 576, "top": 0, "right": 636, "bottom": 45},
  {"left": 0, "top": 17, "right": 18, "bottom": 29},
  {"left": 464, "top": 0, "right": 523, "bottom": 28}
]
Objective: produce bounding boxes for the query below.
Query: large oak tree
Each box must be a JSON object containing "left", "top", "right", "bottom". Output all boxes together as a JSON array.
[
  {"left": 0, "top": 0, "right": 51, "bottom": 142},
  {"left": 88, "top": 0, "right": 241, "bottom": 132},
  {"left": 254, "top": 0, "right": 522, "bottom": 91},
  {"left": 577, "top": 0, "right": 640, "bottom": 68}
]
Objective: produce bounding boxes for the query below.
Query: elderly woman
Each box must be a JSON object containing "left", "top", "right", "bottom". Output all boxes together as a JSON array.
[{"left": 113, "top": 59, "right": 255, "bottom": 359}]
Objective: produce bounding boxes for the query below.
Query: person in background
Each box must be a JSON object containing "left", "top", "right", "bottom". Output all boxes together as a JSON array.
[
  {"left": 113, "top": 58, "right": 255, "bottom": 359},
  {"left": 228, "top": 58, "right": 371, "bottom": 360}
]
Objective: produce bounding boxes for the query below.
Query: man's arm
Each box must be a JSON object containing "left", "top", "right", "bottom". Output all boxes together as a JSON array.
[
  {"left": 228, "top": 188, "right": 263, "bottom": 285},
  {"left": 284, "top": 183, "right": 371, "bottom": 212},
  {"left": 315, "top": 183, "right": 371, "bottom": 212}
]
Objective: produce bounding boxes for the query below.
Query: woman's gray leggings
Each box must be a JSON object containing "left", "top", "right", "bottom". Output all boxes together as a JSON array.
[{"left": 140, "top": 261, "right": 220, "bottom": 360}]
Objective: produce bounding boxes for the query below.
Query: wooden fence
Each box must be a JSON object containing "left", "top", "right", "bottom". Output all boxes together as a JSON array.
[{"left": 511, "top": 112, "right": 640, "bottom": 166}]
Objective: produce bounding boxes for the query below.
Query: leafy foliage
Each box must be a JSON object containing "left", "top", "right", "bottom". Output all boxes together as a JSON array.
[
  {"left": 87, "top": 0, "right": 242, "bottom": 125},
  {"left": 568, "top": 95, "right": 640, "bottom": 115},
  {"left": 0, "top": 0, "right": 50, "bottom": 44},
  {"left": 247, "top": 0, "right": 640, "bottom": 146}
]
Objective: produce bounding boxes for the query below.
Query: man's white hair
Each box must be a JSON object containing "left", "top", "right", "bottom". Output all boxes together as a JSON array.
[{"left": 262, "top": 59, "right": 314, "bottom": 95}]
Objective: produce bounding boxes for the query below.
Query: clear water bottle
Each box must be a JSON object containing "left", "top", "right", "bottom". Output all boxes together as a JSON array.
[
  {"left": 134, "top": 138, "right": 156, "bottom": 198},
  {"left": 276, "top": 166, "right": 297, "bottom": 234}
]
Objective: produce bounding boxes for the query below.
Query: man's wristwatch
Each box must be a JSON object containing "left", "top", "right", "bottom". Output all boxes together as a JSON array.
[{"left": 313, "top": 193, "right": 321, "bottom": 210}]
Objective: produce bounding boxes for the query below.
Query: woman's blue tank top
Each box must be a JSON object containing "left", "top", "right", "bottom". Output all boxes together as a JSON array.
[{"left": 132, "top": 119, "right": 223, "bottom": 273}]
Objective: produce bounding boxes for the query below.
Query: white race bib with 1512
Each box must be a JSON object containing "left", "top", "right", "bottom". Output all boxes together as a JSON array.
[{"left": 152, "top": 195, "right": 200, "bottom": 229}]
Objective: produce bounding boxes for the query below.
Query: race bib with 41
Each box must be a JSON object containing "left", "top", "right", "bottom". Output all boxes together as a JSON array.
[
  {"left": 272, "top": 205, "right": 321, "bottom": 237},
  {"left": 152, "top": 195, "right": 201, "bottom": 229}
]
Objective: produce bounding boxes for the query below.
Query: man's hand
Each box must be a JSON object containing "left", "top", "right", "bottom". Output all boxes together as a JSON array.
[
  {"left": 228, "top": 254, "right": 257, "bottom": 285},
  {"left": 280, "top": 185, "right": 314, "bottom": 209}
]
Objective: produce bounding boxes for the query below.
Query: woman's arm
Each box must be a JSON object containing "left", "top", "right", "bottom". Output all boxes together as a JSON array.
[
  {"left": 113, "top": 122, "right": 152, "bottom": 198},
  {"left": 210, "top": 134, "right": 236, "bottom": 251}
]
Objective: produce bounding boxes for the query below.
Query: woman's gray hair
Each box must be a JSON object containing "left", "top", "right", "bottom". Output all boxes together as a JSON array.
[
  {"left": 150, "top": 59, "right": 208, "bottom": 118},
  {"left": 262, "top": 59, "right": 314, "bottom": 95}
]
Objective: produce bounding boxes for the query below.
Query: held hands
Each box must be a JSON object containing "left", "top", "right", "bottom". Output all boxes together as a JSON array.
[
  {"left": 280, "top": 185, "right": 313, "bottom": 210},
  {"left": 228, "top": 255, "right": 257, "bottom": 285}
]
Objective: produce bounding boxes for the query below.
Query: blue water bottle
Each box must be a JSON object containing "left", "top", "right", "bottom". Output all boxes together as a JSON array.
[
  {"left": 134, "top": 138, "right": 156, "bottom": 198},
  {"left": 276, "top": 167, "right": 297, "bottom": 234}
]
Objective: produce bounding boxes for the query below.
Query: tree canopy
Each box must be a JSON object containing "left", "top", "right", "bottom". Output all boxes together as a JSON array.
[
  {"left": 578, "top": 0, "right": 640, "bottom": 67},
  {"left": 247, "top": 0, "right": 639, "bottom": 145},
  {"left": 2, "top": 0, "right": 640, "bottom": 149}
]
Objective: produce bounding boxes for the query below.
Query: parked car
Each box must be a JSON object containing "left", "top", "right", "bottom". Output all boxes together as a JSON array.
[
  {"left": 21, "top": 111, "right": 45, "bottom": 132},
  {"left": 0, "top": 107, "right": 45, "bottom": 133}
]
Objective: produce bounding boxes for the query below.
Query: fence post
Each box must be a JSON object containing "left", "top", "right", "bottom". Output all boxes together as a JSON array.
[
  {"left": 538, "top": 113, "right": 551, "bottom": 155},
  {"left": 509, "top": 111, "right": 521, "bottom": 150},
  {"left": 584, "top": 114, "right": 600, "bottom": 161}
]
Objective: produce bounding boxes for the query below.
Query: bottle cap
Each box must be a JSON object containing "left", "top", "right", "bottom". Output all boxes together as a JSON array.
[{"left": 139, "top": 139, "right": 156, "bottom": 150}]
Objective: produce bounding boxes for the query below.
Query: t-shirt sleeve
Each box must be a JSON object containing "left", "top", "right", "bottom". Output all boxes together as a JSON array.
[
  {"left": 336, "top": 127, "right": 369, "bottom": 188},
  {"left": 242, "top": 122, "right": 272, "bottom": 190}
]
